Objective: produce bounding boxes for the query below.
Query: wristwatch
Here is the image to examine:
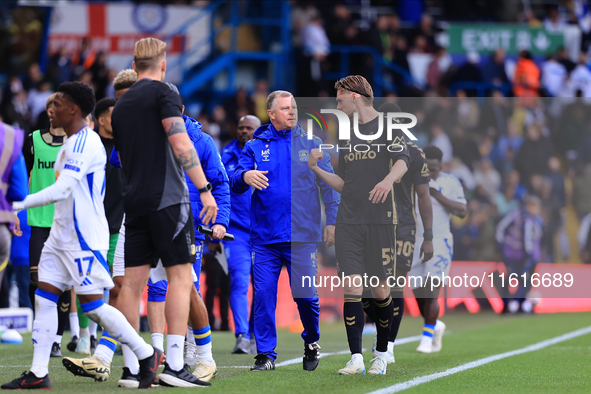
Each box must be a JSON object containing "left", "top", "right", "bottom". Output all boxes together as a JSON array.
[{"left": 198, "top": 182, "right": 212, "bottom": 194}]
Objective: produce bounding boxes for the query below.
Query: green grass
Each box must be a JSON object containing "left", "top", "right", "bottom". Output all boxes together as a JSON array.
[{"left": 1, "top": 312, "right": 590, "bottom": 393}]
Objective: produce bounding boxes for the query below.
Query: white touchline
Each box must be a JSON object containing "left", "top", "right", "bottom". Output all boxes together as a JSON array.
[
  {"left": 367, "top": 325, "right": 591, "bottom": 394},
  {"left": 275, "top": 335, "right": 424, "bottom": 367}
]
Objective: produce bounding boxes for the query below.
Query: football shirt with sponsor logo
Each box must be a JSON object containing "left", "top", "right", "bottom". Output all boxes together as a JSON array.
[
  {"left": 336, "top": 114, "right": 410, "bottom": 224},
  {"left": 46, "top": 126, "right": 110, "bottom": 252}
]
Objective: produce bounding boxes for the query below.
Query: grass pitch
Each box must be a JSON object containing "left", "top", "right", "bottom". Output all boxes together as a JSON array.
[{"left": 0, "top": 311, "right": 589, "bottom": 393}]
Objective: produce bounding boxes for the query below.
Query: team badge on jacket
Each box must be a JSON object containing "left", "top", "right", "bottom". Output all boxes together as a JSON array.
[
  {"left": 299, "top": 149, "right": 310, "bottom": 162},
  {"left": 262, "top": 148, "right": 271, "bottom": 161}
]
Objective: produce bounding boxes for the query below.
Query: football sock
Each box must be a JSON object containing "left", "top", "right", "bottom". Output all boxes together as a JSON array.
[
  {"left": 80, "top": 327, "right": 90, "bottom": 338},
  {"left": 362, "top": 298, "right": 376, "bottom": 322},
  {"left": 374, "top": 296, "right": 394, "bottom": 353},
  {"left": 122, "top": 344, "right": 139, "bottom": 375},
  {"left": 89, "top": 320, "right": 98, "bottom": 338},
  {"left": 69, "top": 312, "right": 80, "bottom": 339},
  {"left": 56, "top": 290, "right": 70, "bottom": 337},
  {"left": 54, "top": 334, "right": 62, "bottom": 345},
  {"left": 422, "top": 323, "right": 435, "bottom": 343},
  {"left": 31, "top": 290, "right": 58, "bottom": 378},
  {"left": 194, "top": 325, "right": 214, "bottom": 363},
  {"left": 94, "top": 332, "right": 116, "bottom": 364},
  {"left": 81, "top": 299, "right": 153, "bottom": 360},
  {"left": 388, "top": 296, "right": 404, "bottom": 342},
  {"left": 167, "top": 335, "right": 185, "bottom": 371},
  {"left": 186, "top": 326, "right": 195, "bottom": 344},
  {"left": 151, "top": 333, "right": 164, "bottom": 352},
  {"left": 343, "top": 295, "right": 364, "bottom": 355}
]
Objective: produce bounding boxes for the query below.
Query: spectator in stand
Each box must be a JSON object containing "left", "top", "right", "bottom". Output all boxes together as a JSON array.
[
  {"left": 547, "top": 157, "right": 565, "bottom": 208},
  {"left": 482, "top": 49, "right": 509, "bottom": 87},
  {"left": 494, "top": 184, "right": 519, "bottom": 217},
  {"left": 568, "top": 53, "right": 591, "bottom": 97},
  {"left": 450, "top": 125, "right": 480, "bottom": 171},
  {"left": 557, "top": 47, "right": 576, "bottom": 73},
  {"left": 407, "top": 14, "right": 438, "bottom": 53},
  {"left": 430, "top": 124, "right": 453, "bottom": 164},
  {"left": 541, "top": 54, "right": 567, "bottom": 97},
  {"left": 326, "top": 4, "right": 352, "bottom": 46},
  {"left": 573, "top": 163, "right": 591, "bottom": 219},
  {"left": 455, "top": 90, "right": 479, "bottom": 130},
  {"left": 560, "top": 94, "right": 588, "bottom": 154},
  {"left": 27, "top": 80, "right": 53, "bottom": 130},
  {"left": 369, "top": 15, "right": 392, "bottom": 57},
  {"left": 537, "top": 176, "right": 563, "bottom": 262},
  {"left": 473, "top": 159, "right": 501, "bottom": 201},
  {"left": 300, "top": 15, "right": 330, "bottom": 96},
  {"left": 72, "top": 37, "right": 96, "bottom": 77},
  {"left": 47, "top": 47, "right": 74, "bottom": 86},
  {"left": 252, "top": 79, "right": 270, "bottom": 123},
  {"left": 449, "top": 52, "right": 483, "bottom": 97},
  {"left": 578, "top": 122, "right": 591, "bottom": 165},
  {"left": 409, "top": 35, "right": 429, "bottom": 54},
  {"left": 469, "top": 202, "right": 497, "bottom": 262},
  {"left": 515, "top": 123, "right": 553, "bottom": 184},
  {"left": 448, "top": 157, "right": 476, "bottom": 192},
  {"left": 496, "top": 195, "right": 543, "bottom": 314},
  {"left": 426, "top": 46, "right": 450, "bottom": 91},
  {"left": 505, "top": 169, "right": 527, "bottom": 201},
  {"left": 224, "top": 87, "right": 255, "bottom": 126},
  {"left": 90, "top": 51, "right": 110, "bottom": 101},
  {"left": 499, "top": 122, "right": 523, "bottom": 151},
  {"left": 513, "top": 50, "right": 540, "bottom": 107},
  {"left": 1, "top": 76, "right": 30, "bottom": 132},
  {"left": 212, "top": 105, "right": 232, "bottom": 146},
  {"left": 480, "top": 91, "right": 510, "bottom": 136},
  {"left": 544, "top": 5, "right": 568, "bottom": 33},
  {"left": 22, "top": 63, "right": 42, "bottom": 92}
]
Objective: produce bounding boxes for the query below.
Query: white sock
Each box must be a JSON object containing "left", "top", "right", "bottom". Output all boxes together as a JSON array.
[
  {"left": 196, "top": 342, "right": 214, "bottom": 364},
  {"left": 375, "top": 350, "right": 388, "bottom": 358},
  {"left": 84, "top": 303, "right": 152, "bottom": 360},
  {"left": 185, "top": 326, "right": 195, "bottom": 344},
  {"left": 69, "top": 313, "right": 80, "bottom": 338},
  {"left": 351, "top": 353, "right": 363, "bottom": 362},
  {"left": 94, "top": 343, "right": 115, "bottom": 365},
  {"left": 167, "top": 335, "right": 185, "bottom": 371},
  {"left": 54, "top": 334, "right": 62, "bottom": 344},
  {"left": 80, "top": 327, "right": 90, "bottom": 338},
  {"left": 387, "top": 341, "right": 394, "bottom": 353},
  {"left": 122, "top": 344, "right": 139, "bottom": 375},
  {"left": 434, "top": 320, "right": 443, "bottom": 330},
  {"left": 89, "top": 320, "right": 98, "bottom": 337},
  {"left": 151, "top": 333, "right": 164, "bottom": 352},
  {"left": 31, "top": 295, "right": 58, "bottom": 378}
]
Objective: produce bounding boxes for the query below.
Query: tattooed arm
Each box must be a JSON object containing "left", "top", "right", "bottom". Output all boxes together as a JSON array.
[{"left": 162, "top": 116, "right": 218, "bottom": 224}]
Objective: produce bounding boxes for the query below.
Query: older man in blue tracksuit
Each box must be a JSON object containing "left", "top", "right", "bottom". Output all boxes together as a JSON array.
[
  {"left": 222, "top": 115, "right": 261, "bottom": 354},
  {"left": 231, "top": 91, "right": 340, "bottom": 372}
]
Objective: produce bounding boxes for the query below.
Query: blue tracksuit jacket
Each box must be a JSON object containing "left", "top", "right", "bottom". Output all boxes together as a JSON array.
[{"left": 230, "top": 123, "right": 339, "bottom": 245}]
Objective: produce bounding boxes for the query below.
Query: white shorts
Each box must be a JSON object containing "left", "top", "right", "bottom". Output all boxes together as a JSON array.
[
  {"left": 112, "top": 216, "right": 198, "bottom": 283},
  {"left": 408, "top": 236, "right": 454, "bottom": 289},
  {"left": 39, "top": 242, "right": 114, "bottom": 295}
]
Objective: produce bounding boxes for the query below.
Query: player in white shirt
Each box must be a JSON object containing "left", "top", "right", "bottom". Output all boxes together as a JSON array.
[
  {"left": 409, "top": 146, "right": 467, "bottom": 355},
  {"left": 1, "top": 82, "right": 161, "bottom": 390}
]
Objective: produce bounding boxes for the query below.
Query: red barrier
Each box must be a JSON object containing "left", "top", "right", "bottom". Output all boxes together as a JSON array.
[{"left": 140, "top": 262, "right": 591, "bottom": 330}]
